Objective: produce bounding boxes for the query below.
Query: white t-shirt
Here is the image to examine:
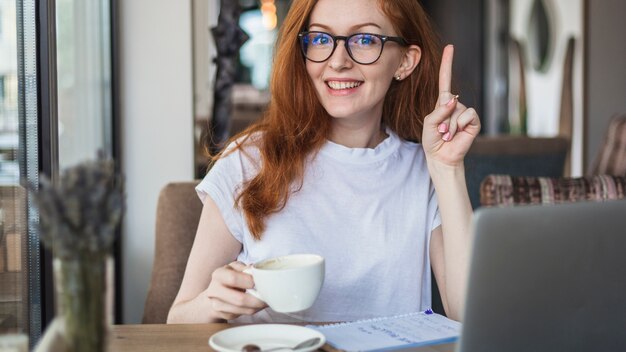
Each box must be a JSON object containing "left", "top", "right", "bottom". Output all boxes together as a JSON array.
[{"left": 196, "top": 130, "right": 441, "bottom": 323}]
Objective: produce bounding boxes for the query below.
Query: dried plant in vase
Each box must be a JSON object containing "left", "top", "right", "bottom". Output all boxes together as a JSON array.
[{"left": 31, "top": 156, "right": 124, "bottom": 352}]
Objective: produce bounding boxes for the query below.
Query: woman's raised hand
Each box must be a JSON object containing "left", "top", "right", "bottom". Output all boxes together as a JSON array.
[
  {"left": 421, "top": 45, "right": 481, "bottom": 168},
  {"left": 204, "top": 261, "right": 267, "bottom": 321}
]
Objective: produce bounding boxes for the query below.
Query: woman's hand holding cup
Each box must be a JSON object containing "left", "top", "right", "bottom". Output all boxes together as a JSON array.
[
  {"left": 205, "top": 254, "right": 324, "bottom": 320},
  {"left": 205, "top": 261, "right": 267, "bottom": 321}
]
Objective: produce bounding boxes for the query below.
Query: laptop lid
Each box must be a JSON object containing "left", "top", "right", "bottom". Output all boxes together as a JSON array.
[{"left": 458, "top": 199, "right": 626, "bottom": 352}]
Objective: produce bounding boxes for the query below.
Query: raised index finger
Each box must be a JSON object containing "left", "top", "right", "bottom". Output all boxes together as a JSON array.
[{"left": 439, "top": 45, "right": 454, "bottom": 94}]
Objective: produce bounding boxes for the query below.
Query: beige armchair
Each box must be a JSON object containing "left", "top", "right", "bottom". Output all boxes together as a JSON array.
[{"left": 142, "top": 181, "right": 202, "bottom": 324}]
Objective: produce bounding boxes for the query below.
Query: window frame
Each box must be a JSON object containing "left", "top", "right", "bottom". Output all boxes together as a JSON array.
[{"left": 12, "top": 0, "right": 121, "bottom": 344}]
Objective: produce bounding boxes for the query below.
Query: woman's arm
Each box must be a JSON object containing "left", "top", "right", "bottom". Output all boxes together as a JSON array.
[
  {"left": 422, "top": 45, "right": 481, "bottom": 321},
  {"left": 428, "top": 165, "right": 473, "bottom": 321},
  {"left": 166, "top": 196, "right": 266, "bottom": 323}
]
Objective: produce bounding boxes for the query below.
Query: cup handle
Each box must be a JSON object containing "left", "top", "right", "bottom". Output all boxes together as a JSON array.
[{"left": 243, "top": 267, "right": 265, "bottom": 303}]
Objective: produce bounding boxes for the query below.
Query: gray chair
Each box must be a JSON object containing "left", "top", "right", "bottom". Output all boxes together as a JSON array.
[
  {"left": 478, "top": 114, "right": 626, "bottom": 208},
  {"left": 464, "top": 136, "right": 569, "bottom": 209}
]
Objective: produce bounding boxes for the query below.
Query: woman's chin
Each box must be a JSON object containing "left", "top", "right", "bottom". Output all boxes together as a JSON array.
[
  {"left": 322, "top": 106, "right": 360, "bottom": 120},
  {"left": 324, "top": 108, "right": 378, "bottom": 122}
]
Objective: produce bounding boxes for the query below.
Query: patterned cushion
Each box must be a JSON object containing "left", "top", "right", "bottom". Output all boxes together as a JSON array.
[{"left": 480, "top": 174, "right": 626, "bottom": 206}]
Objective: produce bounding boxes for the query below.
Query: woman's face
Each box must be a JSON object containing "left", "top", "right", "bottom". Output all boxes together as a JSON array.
[{"left": 304, "top": 0, "right": 410, "bottom": 126}]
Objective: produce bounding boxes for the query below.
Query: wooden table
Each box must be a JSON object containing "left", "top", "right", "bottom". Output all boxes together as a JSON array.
[{"left": 110, "top": 324, "right": 457, "bottom": 351}]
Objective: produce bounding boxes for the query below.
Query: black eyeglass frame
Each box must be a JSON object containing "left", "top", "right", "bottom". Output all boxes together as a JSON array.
[{"left": 298, "top": 31, "right": 409, "bottom": 65}]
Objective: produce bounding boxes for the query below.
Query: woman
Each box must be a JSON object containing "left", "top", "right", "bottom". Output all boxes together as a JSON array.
[{"left": 167, "top": 0, "right": 480, "bottom": 324}]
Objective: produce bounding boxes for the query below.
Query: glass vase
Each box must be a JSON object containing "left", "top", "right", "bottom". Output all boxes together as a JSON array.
[{"left": 53, "top": 255, "right": 113, "bottom": 352}]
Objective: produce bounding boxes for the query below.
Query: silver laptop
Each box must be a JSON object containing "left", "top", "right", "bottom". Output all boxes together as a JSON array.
[{"left": 458, "top": 199, "right": 626, "bottom": 352}]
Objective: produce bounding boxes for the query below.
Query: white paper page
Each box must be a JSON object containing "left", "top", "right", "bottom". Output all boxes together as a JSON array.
[{"left": 309, "top": 311, "right": 460, "bottom": 351}]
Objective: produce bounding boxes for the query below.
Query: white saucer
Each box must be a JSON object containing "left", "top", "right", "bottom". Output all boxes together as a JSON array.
[{"left": 209, "top": 324, "right": 325, "bottom": 352}]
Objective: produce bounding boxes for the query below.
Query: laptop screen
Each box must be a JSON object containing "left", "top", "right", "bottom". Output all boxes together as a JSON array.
[{"left": 458, "top": 200, "right": 626, "bottom": 352}]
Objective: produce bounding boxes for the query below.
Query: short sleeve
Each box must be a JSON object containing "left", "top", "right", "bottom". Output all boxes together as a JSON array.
[
  {"left": 428, "top": 181, "right": 442, "bottom": 232},
  {"left": 195, "top": 150, "right": 250, "bottom": 243}
]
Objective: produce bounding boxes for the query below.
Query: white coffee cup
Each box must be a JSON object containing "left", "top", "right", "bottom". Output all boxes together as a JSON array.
[{"left": 244, "top": 254, "right": 325, "bottom": 313}]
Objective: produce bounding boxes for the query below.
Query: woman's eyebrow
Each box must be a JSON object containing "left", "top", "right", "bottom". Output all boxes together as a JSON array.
[{"left": 307, "top": 22, "right": 382, "bottom": 31}]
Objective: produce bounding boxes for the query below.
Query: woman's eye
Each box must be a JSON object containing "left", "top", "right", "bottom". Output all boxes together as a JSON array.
[
  {"left": 312, "top": 35, "right": 330, "bottom": 45},
  {"left": 358, "top": 36, "right": 372, "bottom": 45},
  {"left": 353, "top": 35, "right": 377, "bottom": 47}
]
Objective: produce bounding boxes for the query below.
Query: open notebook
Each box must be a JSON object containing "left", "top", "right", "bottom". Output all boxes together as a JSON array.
[{"left": 307, "top": 309, "right": 460, "bottom": 352}]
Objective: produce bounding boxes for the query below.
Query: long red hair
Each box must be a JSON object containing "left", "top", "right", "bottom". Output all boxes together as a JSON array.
[{"left": 214, "top": 0, "right": 441, "bottom": 239}]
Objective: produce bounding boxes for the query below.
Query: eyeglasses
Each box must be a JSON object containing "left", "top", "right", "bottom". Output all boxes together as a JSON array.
[{"left": 298, "top": 31, "right": 409, "bottom": 65}]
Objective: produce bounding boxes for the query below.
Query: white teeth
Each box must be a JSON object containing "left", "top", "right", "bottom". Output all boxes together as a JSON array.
[{"left": 327, "top": 81, "right": 362, "bottom": 90}]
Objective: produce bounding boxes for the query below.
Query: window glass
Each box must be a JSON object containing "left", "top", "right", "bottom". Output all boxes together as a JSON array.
[
  {"left": 239, "top": 9, "right": 276, "bottom": 90},
  {"left": 0, "top": 0, "right": 114, "bottom": 344},
  {"left": 56, "top": 0, "right": 112, "bottom": 167}
]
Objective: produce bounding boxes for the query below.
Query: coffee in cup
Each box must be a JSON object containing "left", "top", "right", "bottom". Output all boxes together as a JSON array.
[{"left": 244, "top": 254, "right": 325, "bottom": 313}]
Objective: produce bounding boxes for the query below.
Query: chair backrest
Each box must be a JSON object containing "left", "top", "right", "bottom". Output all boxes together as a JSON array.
[
  {"left": 590, "top": 113, "right": 626, "bottom": 176},
  {"left": 142, "top": 181, "right": 202, "bottom": 324},
  {"left": 465, "top": 136, "right": 569, "bottom": 208},
  {"left": 480, "top": 174, "right": 626, "bottom": 206}
]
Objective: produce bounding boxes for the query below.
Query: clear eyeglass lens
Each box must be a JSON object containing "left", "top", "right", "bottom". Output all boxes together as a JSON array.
[
  {"left": 348, "top": 34, "right": 382, "bottom": 63},
  {"left": 303, "top": 33, "right": 334, "bottom": 61}
]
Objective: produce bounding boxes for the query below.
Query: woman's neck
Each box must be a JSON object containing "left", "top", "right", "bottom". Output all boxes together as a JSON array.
[{"left": 328, "top": 120, "right": 388, "bottom": 149}]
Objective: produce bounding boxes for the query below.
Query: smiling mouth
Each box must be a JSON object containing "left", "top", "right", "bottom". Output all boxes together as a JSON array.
[{"left": 326, "top": 81, "right": 363, "bottom": 90}]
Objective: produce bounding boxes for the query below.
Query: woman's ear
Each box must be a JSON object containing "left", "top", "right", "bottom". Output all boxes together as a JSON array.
[{"left": 395, "top": 45, "right": 422, "bottom": 80}]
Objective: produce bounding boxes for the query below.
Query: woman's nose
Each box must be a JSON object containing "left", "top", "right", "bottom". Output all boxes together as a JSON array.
[{"left": 327, "top": 41, "right": 353, "bottom": 70}]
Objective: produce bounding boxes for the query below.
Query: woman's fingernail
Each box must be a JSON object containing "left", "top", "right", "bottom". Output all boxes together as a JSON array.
[
  {"left": 442, "top": 132, "right": 451, "bottom": 141},
  {"left": 438, "top": 123, "right": 448, "bottom": 133},
  {"left": 446, "top": 96, "right": 457, "bottom": 107}
]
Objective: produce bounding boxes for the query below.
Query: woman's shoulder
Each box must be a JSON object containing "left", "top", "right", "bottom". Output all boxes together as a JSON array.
[
  {"left": 220, "top": 131, "right": 264, "bottom": 163},
  {"left": 224, "top": 131, "right": 263, "bottom": 152},
  {"left": 391, "top": 131, "right": 424, "bottom": 154},
  {"left": 389, "top": 133, "right": 428, "bottom": 170},
  {"left": 198, "top": 132, "right": 264, "bottom": 192}
]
